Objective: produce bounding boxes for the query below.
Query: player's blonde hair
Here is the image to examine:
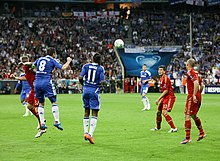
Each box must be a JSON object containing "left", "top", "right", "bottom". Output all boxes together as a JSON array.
[{"left": 187, "top": 58, "right": 195, "bottom": 67}]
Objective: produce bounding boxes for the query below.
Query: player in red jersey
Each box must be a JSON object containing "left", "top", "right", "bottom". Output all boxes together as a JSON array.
[
  {"left": 12, "top": 56, "right": 46, "bottom": 138},
  {"left": 181, "top": 58, "right": 206, "bottom": 144},
  {"left": 151, "top": 65, "right": 177, "bottom": 133}
]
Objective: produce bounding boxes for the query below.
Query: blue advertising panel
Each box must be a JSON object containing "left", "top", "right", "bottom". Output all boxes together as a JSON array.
[
  {"left": 205, "top": 85, "right": 220, "bottom": 94},
  {"left": 118, "top": 46, "right": 180, "bottom": 77}
]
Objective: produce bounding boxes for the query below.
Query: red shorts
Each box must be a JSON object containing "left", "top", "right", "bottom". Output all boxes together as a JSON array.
[
  {"left": 158, "top": 97, "right": 176, "bottom": 112},
  {"left": 28, "top": 89, "right": 39, "bottom": 107},
  {"left": 184, "top": 94, "right": 201, "bottom": 115}
]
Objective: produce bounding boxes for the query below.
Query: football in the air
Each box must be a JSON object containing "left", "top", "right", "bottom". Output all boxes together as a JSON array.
[{"left": 114, "top": 39, "right": 124, "bottom": 48}]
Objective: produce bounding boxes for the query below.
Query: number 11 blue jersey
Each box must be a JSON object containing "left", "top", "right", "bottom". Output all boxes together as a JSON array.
[{"left": 80, "top": 63, "right": 105, "bottom": 88}]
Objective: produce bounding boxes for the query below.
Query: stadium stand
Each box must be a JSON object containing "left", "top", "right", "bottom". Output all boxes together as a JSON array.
[{"left": 0, "top": 2, "right": 219, "bottom": 94}]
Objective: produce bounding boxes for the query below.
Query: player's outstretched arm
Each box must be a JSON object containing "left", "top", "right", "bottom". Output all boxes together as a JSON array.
[
  {"left": 23, "top": 62, "right": 33, "bottom": 66},
  {"left": 62, "top": 57, "right": 72, "bottom": 70},
  {"left": 11, "top": 74, "right": 27, "bottom": 81}
]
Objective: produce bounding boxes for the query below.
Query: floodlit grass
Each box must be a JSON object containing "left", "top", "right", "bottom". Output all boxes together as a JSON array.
[{"left": 0, "top": 93, "right": 219, "bottom": 161}]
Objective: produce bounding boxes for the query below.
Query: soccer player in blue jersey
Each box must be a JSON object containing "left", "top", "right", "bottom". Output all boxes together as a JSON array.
[
  {"left": 14, "top": 71, "right": 32, "bottom": 117},
  {"left": 79, "top": 53, "right": 105, "bottom": 144},
  {"left": 140, "top": 64, "right": 152, "bottom": 111},
  {"left": 34, "top": 47, "right": 72, "bottom": 131}
]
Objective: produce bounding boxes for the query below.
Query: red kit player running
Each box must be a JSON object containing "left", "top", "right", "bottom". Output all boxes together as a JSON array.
[
  {"left": 13, "top": 56, "right": 46, "bottom": 138},
  {"left": 151, "top": 65, "right": 177, "bottom": 133},
  {"left": 181, "top": 58, "right": 206, "bottom": 144}
]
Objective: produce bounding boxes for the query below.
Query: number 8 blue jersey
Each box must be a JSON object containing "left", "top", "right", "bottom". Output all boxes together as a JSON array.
[
  {"left": 80, "top": 63, "right": 105, "bottom": 88},
  {"left": 34, "top": 55, "right": 62, "bottom": 80}
]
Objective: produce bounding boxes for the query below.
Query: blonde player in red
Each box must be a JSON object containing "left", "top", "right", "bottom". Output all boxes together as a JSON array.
[
  {"left": 181, "top": 58, "right": 206, "bottom": 144},
  {"left": 151, "top": 65, "right": 177, "bottom": 133}
]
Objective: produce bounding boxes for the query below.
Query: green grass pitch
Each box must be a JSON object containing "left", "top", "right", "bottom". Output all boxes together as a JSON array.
[{"left": 0, "top": 93, "right": 220, "bottom": 161}]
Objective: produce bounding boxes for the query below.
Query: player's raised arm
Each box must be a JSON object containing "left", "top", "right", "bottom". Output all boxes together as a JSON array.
[
  {"left": 61, "top": 57, "right": 72, "bottom": 70},
  {"left": 11, "top": 74, "right": 27, "bottom": 81}
]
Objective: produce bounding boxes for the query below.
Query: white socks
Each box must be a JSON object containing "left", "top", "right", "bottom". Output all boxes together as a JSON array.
[
  {"left": 83, "top": 117, "right": 89, "bottom": 134},
  {"left": 23, "top": 102, "right": 29, "bottom": 116},
  {"left": 52, "top": 104, "right": 60, "bottom": 123},
  {"left": 142, "top": 97, "right": 150, "bottom": 110},
  {"left": 83, "top": 116, "right": 98, "bottom": 137},
  {"left": 89, "top": 116, "right": 97, "bottom": 137},
  {"left": 146, "top": 97, "right": 150, "bottom": 109},
  {"left": 38, "top": 106, "right": 45, "bottom": 125}
]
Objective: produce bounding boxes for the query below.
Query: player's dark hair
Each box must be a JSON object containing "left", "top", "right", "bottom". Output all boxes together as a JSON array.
[
  {"left": 47, "top": 47, "right": 56, "bottom": 56},
  {"left": 93, "top": 53, "right": 101, "bottom": 64},
  {"left": 159, "top": 65, "right": 166, "bottom": 71},
  {"left": 143, "top": 64, "right": 147, "bottom": 67}
]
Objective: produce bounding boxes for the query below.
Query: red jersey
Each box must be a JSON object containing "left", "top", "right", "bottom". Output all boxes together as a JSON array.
[
  {"left": 186, "top": 68, "right": 201, "bottom": 95},
  {"left": 23, "top": 65, "right": 36, "bottom": 89},
  {"left": 159, "top": 74, "right": 175, "bottom": 99}
]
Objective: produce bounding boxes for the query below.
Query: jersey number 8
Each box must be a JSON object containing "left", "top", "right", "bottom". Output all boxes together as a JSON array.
[{"left": 39, "top": 60, "right": 47, "bottom": 72}]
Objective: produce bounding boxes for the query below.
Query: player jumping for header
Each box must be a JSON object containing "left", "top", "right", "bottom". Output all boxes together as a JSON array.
[{"left": 34, "top": 47, "right": 72, "bottom": 132}]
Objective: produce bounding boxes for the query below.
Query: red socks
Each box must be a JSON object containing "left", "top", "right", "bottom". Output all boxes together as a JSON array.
[
  {"left": 194, "top": 117, "right": 204, "bottom": 135},
  {"left": 185, "top": 120, "right": 191, "bottom": 139},
  {"left": 156, "top": 114, "right": 162, "bottom": 129},
  {"left": 30, "top": 107, "right": 41, "bottom": 125},
  {"left": 164, "top": 114, "right": 176, "bottom": 129}
]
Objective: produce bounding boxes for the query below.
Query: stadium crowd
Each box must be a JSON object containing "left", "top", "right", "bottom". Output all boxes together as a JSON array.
[{"left": 0, "top": 4, "right": 219, "bottom": 94}]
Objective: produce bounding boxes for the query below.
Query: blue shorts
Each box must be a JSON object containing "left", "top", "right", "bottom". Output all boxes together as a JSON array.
[
  {"left": 34, "top": 79, "right": 57, "bottom": 103},
  {"left": 82, "top": 86, "right": 100, "bottom": 111},
  {"left": 140, "top": 85, "right": 149, "bottom": 95},
  {"left": 20, "top": 89, "right": 31, "bottom": 100}
]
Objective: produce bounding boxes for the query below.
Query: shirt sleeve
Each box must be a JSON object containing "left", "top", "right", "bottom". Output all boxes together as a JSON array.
[
  {"left": 100, "top": 66, "right": 105, "bottom": 81},
  {"left": 189, "top": 70, "right": 197, "bottom": 82},
  {"left": 53, "top": 59, "right": 63, "bottom": 69},
  {"left": 148, "top": 71, "right": 152, "bottom": 79}
]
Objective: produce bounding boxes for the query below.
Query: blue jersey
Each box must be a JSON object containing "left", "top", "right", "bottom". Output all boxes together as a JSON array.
[
  {"left": 15, "top": 73, "right": 31, "bottom": 91},
  {"left": 140, "top": 70, "right": 151, "bottom": 87},
  {"left": 80, "top": 63, "right": 105, "bottom": 88},
  {"left": 34, "top": 55, "right": 62, "bottom": 81}
]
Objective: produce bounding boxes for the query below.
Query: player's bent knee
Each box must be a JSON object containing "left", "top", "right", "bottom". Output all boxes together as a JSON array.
[
  {"left": 157, "top": 111, "right": 162, "bottom": 116},
  {"left": 185, "top": 114, "right": 191, "bottom": 120},
  {"left": 27, "top": 104, "right": 33, "bottom": 110},
  {"left": 92, "top": 109, "right": 99, "bottom": 117},
  {"left": 162, "top": 110, "right": 168, "bottom": 115},
  {"left": 191, "top": 114, "right": 197, "bottom": 120}
]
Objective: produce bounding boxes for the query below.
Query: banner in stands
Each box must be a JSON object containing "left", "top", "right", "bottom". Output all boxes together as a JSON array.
[
  {"left": 118, "top": 46, "right": 180, "bottom": 77},
  {"left": 170, "top": 0, "right": 186, "bottom": 5},
  {"left": 208, "top": 0, "right": 220, "bottom": 6},
  {"left": 205, "top": 85, "right": 220, "bottom": 94},
  {"left": 170, "top": 0, "right": 206, "bottom": 6},
  {"left": 73, "top": 11, "right": 120, "bottom": 18}
]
